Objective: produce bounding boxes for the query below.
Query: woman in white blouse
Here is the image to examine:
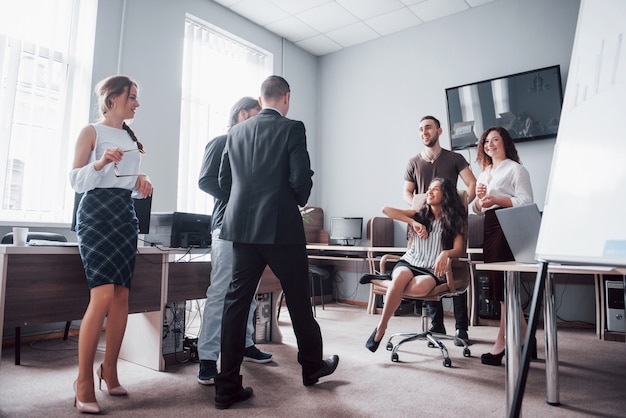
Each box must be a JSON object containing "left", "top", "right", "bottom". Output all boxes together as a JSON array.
[
  {"left": 69, "top": 75, "right": 152, "bottom": 413},
  {"left": 472, "top": 126, "right": 534, "bottom": 366}
]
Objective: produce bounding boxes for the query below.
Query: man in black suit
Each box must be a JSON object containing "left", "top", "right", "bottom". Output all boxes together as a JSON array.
[{"left": 215, "top": 75, "right": 339, "bottom": 409}]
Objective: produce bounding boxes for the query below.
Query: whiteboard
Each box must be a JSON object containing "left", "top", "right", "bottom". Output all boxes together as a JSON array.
[{"left": 536, "top": 0, "right": 626, "bottom": 266}]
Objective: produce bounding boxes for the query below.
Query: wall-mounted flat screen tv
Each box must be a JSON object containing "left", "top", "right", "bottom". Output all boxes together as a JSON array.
[{"left": 445, "top": 65, "right": 564, "bottom": 150}]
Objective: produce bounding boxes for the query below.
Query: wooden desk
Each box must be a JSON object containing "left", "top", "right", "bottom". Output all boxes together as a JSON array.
[
  {"left": 475, "top": 261, "right": 626, "bottom": 415},
  {"left": 0, "top": 245, "right": 168, "bottom": 371}
]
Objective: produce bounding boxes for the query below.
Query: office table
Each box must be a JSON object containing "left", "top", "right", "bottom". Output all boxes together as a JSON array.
[
  {"left": 475, "top": 261, "right": 626, "bottom": 416},
  {"left": 0, "top": 245, "right": 168, "bottom": 371},
  {"left": 1, "top": 243, "right": 410, "bottom": 372}
]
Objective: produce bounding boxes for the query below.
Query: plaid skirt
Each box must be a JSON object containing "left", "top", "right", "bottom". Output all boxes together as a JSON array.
[{"left": 76, "top": 188, "right": 139, "bottom": 290}]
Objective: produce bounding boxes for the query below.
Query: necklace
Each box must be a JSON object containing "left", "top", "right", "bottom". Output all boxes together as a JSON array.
[{"left": 422, "top": 149, "right": 442, "bottom": 164}]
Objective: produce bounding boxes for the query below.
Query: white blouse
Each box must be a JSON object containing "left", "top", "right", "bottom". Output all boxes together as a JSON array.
[
  {"left": 69, "top": 123, "right": 142, "bottom": 194},
  {"left": 472, "top": 158, "right": 533, "bottom": 214}
]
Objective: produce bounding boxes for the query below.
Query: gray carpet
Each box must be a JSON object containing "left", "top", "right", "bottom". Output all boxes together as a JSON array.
[{"left": 1, "top": 303, "right": 625, "bottom": 417}]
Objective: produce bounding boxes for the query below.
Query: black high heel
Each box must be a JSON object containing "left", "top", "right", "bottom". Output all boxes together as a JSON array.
[
  {"left": 366, "top": 328, "right": 383, "bottom": 352},
  {"left": 481, "top": 350, "right": 505, "bottom": 366},
  {"left": 359, "top": 274, "right": 391, "bottom": 285}
]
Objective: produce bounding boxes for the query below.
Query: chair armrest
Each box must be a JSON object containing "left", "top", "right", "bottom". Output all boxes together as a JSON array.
[
  {"left": 445, "top": 258, "right": 457, "bottom": 294},
  {"left": 380, "top": 254, "right": 401, "bottom": 274}
]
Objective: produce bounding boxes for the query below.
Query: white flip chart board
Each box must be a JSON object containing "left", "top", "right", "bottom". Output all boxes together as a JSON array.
[{"left": 536, "top": 0, "right": 626, "bottom": 266}]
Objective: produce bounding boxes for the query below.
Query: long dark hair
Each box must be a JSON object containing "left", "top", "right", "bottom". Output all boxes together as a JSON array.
[
  {"left": 413, "top": 177, "right": 466, "bottom": 249},
  {"left": 476, "top": 126, "right": 519, "bottom": 170}
]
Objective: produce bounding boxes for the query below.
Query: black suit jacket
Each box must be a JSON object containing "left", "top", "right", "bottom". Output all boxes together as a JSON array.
[
  {"left": 198, "top": 134, "right": 228, "bottom": 232},
  {"left": 219, "top": 108, "right": 313, "bottom": 245}
]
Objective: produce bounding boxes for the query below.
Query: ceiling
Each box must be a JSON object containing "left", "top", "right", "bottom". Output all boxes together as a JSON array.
[{"left": 212, "top": 0, "right": 498, "bottom": 56}]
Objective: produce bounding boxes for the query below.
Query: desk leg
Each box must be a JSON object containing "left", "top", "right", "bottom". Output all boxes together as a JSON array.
[
  {"left": 120, "top": 311, "right": 166, "bottom": 371},
  {"left": 596, "top": 274, "right": 604, "bottom": 339},
  {"left": 270, "top": 290, "right": 284, "bottom": 343},
  {"left": 0, "top": 254, "right": 6, "bottom": 372},
  {"left": 544, "top": 272, "right": 559, "bottom": 405},
  {"left": 505, "top": 270, "right": 522, "bottom": 414}
]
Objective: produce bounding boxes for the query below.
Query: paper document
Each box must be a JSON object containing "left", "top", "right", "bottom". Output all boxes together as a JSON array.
[{"left": 28, "top": 240, "right": 78, "bottom": 247}]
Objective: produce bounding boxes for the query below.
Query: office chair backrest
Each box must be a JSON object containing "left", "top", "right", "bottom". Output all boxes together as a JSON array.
[{"left": 1, "top": 232, "right": 68, "bottom": 245}]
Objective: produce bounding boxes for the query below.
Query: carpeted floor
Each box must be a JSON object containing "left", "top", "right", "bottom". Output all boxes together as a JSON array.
[{"left": 1, "top": 302, "right": 625, "bottom": 417}]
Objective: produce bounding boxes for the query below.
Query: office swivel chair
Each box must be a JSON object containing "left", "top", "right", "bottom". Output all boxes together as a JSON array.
[
  {"left": 367, "top": 191, "right": 472, "bottom": 367},
  {"left": 1, "top": 231, "right": 72, "bottom": 365}
]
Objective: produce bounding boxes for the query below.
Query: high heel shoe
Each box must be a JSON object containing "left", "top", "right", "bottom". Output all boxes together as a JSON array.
[
  {"left": 481, "top": 349, "right": 505, "bottom": 366},
  {"left": 359, "top": 273, "right": 391, "bottom": 285},
  {"left": 73, "top": 380, "right": 100, "bottom": 414},
  {"left": 97, "top": 364, "right": 128, "bottom": 396},
  {"left": 366, "top": 327, "right": 384, "bottom": 352}
]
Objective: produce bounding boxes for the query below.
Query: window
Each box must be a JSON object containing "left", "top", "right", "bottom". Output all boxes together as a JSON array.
[
  {"left": 0, "top": 0, "right": 97, "bottom": 224},
  {"left": 178, "top": 16, "right": 273, "bottom": 215}
]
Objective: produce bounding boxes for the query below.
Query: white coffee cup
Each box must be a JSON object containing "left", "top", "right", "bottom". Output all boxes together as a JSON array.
[{"left": 12, "top": 227, "right": 29, "bottom": 246}]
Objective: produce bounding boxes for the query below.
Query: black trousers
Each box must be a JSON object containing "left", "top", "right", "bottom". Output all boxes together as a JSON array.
[
  {"left": 425, "top": 294, "right": 469, "bottom": 331},
  {"left": 215, "top": 242, "right": 323, "bottom": 394}
]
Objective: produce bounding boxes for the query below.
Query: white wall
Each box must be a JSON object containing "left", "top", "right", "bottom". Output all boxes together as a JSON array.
[
  {"left": 315, "top": 0, "right": 582, "bottom": 305},
  {"left": 91, "top": 0, "right": 320, "bottom": 212}
]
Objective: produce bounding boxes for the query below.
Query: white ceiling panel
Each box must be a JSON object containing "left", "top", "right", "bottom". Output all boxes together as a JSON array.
[
  {"left": 296, "top": 2, "right": 360, "bottom": 33},
  {"left": 212, "top": 0, "right": 241, "bottom": 6},
  {"left": 229, "top": 0, "right": 290, "bottom": 26},
  {"left": 365, "top": 8, "right": 423, "bottom": 36},
  {"left": 212, "top": 0, "right": 498, "bottom": 56},
  {"left": 466, "top": 0, "right": 498, "bottom": 6},
  {"left": 336, "top": 0, "right": 406, "bottom": 20},
  {"left": 326, "top": 22, "right": 381, "bottom": 47},
  {"left": 268, "top": 0, "right": 330, "bottom": 15},
  {"left": 408, "top": 0, "right": 469, "bottom": 22},
  {"left": 265, "top": 16, "right": 319, "bottom": 42},
  {"left": 296, "top": 34, "right": 343, "bottom": 56}
]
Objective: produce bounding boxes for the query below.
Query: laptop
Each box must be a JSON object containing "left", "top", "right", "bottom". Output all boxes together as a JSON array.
[{"left": 495, "top": 203, "right": 542, "bottom": 264}]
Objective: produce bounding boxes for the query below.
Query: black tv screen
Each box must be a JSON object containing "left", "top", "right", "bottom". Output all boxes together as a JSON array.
[{"left": 445, "top": 65, "right": 564, "bottom": 150}]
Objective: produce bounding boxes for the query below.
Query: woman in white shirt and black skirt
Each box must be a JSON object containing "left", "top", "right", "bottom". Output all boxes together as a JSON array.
[{"left": 69, "top": 75, "right": 152, "bottom": 413}]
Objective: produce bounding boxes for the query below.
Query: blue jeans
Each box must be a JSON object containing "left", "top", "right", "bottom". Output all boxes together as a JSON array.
[{"left": 198, "top": 230, "right": 257, "bottom": 361}]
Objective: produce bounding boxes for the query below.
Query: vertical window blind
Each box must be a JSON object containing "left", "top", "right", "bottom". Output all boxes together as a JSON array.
[
  {"left": 178, "top": 16, "right": 273, "bottom": 215},
  {"left": 0, "top": 0, "right": 97, "bottom": 224}
]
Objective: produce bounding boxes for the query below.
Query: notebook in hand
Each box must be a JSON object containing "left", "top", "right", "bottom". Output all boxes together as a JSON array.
[{"left": 495, "top": 203, "right": 542, "bottom": 264}]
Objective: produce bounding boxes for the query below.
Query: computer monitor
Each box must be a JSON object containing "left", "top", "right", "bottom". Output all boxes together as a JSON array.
[
  {"left": 71, "top": 192, "right": 152, "bottom": 234},
  {"left": 330, "top": 217, "right": 363, "bottom": 246}
]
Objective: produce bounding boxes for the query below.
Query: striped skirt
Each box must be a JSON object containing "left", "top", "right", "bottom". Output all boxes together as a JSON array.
[{"left": 76, "top": 188, "right": 139, "bottom": 290}]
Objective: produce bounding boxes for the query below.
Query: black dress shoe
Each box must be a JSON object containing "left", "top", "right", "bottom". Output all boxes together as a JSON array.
[
  {"left": 303, "top": 355, "right": 339, "bottom": 386},
  {"left": 215, "top": 386, "right": 254, "bottom": 410},
  {"left": 454, "top": 329, "right": 469, "bottom": 346},
  {"left": 365, "top": 327, "right": 383, "bottom": 352},
  {"left": 481, "top": 350, "right": 505, "bottom": 366},
  {"left": 428, "top": 324, "right": 446, "bottom": 334},
  {"left": 359, "top": 273, "right": 391, "bottom": 285}
]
